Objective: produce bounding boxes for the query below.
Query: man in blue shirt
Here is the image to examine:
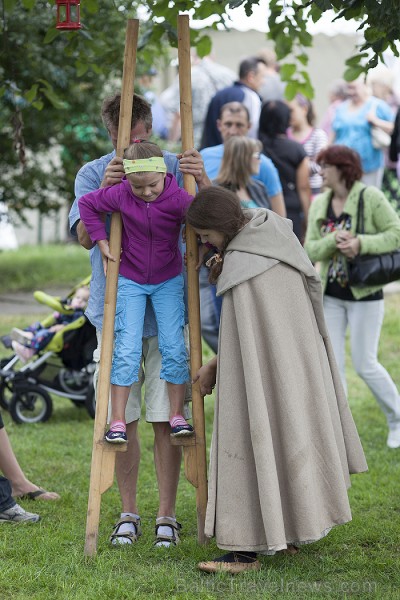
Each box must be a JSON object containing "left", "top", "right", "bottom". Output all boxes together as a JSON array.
[
  {"left": 69, "top": 92, "right": 210, "bottom": 548},
  {"left": 200, "top": 56, "right": 268, "bottom": 148},
  {"left": 199, "top": 101, "right": 286, "bottom": 352}
]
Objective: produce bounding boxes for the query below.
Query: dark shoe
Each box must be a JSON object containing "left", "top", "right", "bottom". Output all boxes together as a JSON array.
[
  {"left": 170, "top": 424, "right": 194, "bottom": 437},
  {"left": 0, "top": 503, "right": 40, "bottom": 523},
  {"left": 198, "top": 552, "right": 260, "bottom": 574},
  {"left": 105, "top": 429, "right": 127, "bottom": 443}
]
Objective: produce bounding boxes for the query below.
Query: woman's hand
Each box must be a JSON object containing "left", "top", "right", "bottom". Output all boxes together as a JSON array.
[
  {"left": 336, "top": 235, "right": 361, "bottom": 259},
  {"left": 97, "top": 239, "right": 116, "bottom": 275},
  {"left": 192, "top": 357, "right": 218, "bottom": 397},
  {"left": 335, "top": 230, "right": 353, "bottom": 244}
]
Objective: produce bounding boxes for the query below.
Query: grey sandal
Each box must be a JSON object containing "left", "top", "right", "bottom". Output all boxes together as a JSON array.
[
  {"left": 109, "top": 515, "right": 142, "bottom": 546},
  {"left": 154, "top": 517, "right": 182, "bottom": 547}
]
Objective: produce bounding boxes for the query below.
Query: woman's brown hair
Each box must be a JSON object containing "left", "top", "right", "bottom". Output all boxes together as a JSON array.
[
  {"left": 186, "top": 187, "right": 248, "bottom": 283},
  {"left": 215, "top": 136, "right": 262, "bottom": 191},
  {"left": 316, "top": 144, "right": 362, "bottom": 189}
]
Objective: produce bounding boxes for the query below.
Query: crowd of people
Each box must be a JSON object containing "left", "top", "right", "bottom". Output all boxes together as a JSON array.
[{"left": 3, "top": 49, "right": 400, "bottom": 577}]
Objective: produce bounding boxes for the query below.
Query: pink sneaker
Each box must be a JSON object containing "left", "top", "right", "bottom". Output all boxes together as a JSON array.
[{"left": 11, "top": 341, "right": 35, "bottom": 363}]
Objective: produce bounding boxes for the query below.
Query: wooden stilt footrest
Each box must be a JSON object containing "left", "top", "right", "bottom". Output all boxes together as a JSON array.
[
  {"left": 170, "top": 434, "right": 197, "bottom": 446},
  {"left": 97, "top": 440, "right": 128, "bottom": 453}
]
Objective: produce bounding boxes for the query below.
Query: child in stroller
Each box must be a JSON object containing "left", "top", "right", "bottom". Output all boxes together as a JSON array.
[
  {"left": 0, "top": 278, "right": 96, "bottom": 424},
  {"left": 10, "top": 286, "right": 90, "bottom": 363}
]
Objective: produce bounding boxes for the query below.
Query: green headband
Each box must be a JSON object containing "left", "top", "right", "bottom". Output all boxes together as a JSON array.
[{"left": 123, "top": 157, "right": 167, "bottom": 174}]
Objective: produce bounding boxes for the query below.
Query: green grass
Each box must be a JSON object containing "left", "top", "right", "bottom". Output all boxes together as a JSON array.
[
  {"left": 0, "top": 298, "right": 399, "bottom": 599},
  {"left": 0, "top": 244, "right": 90, "bottom": 292}
]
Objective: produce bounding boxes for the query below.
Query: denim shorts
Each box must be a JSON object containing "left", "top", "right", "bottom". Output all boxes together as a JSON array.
[{"left": 111, "top": 274, "right": 189, "bottom": 387}]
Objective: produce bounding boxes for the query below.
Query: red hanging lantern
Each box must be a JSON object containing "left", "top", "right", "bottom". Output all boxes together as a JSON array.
[{"left": 56, "top": 0, "right": 81, "bottom": 30}]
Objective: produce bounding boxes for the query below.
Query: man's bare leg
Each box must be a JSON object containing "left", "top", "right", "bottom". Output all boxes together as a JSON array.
[
  {"left": 115, "top": 419, "right": 140, "bottom": 514},
  {"left": 109, "top": 419, "right": 142, "bottom": 545},
  {"left": 153, "top": 421, "right": 182, "bottom": 546}
]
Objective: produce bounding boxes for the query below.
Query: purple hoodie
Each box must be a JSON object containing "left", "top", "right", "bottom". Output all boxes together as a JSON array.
[{"left": 79, "top": 173, "right": 193, "bottom": 285}]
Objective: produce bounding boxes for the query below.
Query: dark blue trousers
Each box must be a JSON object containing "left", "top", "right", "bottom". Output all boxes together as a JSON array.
[{"left": 0, "top": 476, "right": 15, "bottom": 512}]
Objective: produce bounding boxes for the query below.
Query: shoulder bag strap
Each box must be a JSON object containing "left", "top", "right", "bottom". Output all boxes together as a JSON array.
[{"left": 356, "top": 187, "right": 366, "bottom": 234}]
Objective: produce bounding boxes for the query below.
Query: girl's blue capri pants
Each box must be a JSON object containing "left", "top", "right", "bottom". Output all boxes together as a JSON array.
[{"left": 111, "top": 274, "right": 189, "bottom": 386}]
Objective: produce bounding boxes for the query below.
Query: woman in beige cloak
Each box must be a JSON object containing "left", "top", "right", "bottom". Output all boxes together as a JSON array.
[{"left": 187, "top": 187, "right": 367, "bottom": 574}]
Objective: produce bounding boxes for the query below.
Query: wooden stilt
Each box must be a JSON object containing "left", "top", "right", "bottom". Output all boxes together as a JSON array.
[
  {"left": 171, "top": 14, "right": 208, "bottom": 544},
  {"left": 84, "top": 18, "right": 139, "bottom": 557}
]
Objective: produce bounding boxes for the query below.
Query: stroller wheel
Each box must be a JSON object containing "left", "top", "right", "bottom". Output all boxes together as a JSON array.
[
  {"left": 85, "top": 387, "right": 96, "bottom": 419},
  {"left": 0, "top": 380, "right": 14, "bottom": 411},
  {"left": 9, "top": 385, "right": 53, "bottom": 424}
]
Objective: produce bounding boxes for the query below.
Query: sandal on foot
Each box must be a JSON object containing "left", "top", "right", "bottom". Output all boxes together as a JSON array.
[
  {"left": 16, "top": 489, "right": 60, "bottom": 501},
  {"left": 154, "top": 517, "right": 182, "bottom": 547},
  {"left": 198, "top": 552, "right": 261, "bottom": 574},
  {"left": 109, "top": 515, "right": 142, "bottom": 546}
]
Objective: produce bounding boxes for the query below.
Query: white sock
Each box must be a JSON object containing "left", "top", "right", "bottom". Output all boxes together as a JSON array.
[
  {"left": 155, "top": 516, "right": 177, "bottom": 548},
  {"left": 112, "top": 512, "right": 140, "bottom": 545}
]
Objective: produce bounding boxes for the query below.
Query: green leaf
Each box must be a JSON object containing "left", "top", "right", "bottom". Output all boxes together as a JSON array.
[
  {"left": 364, "top": 27, "right": 383, "bottom": 43},
  {"left": 280, "top": 63, "right": 297, "bottom": 79},
  {"left": 21, "top": 0, "right": 35, "bottom": 9},
  {"left": 41, "top": 88, "right": 67, "bottom": 110},
  {"left": 345, "top": 53, "right": 368, "bottom": 67},
  {"left": 43, "top": 28, "right": 59, "bottom": 45},
  {"left": 91, "top": 63, "right": 103, "bottom": 75},
  {"left": 3, "top": 0, "right": 17, "bottom": 10},
  {"left": 76, "top": 62, "right": 89, "bottom": 77},
  {"left": 84, "top": 0, "right": 99, "bottom": 14},
  {"left": 24, "top": 84, "right": 39, "bottom": 103},
  {"left": 313, "top": 0, "right": 333, "bottom": 9},
  {"left": 32, "top": 100, "right": 44, "bottom": 110},
  {"left": 297, "top": 53, "right": 308, "bottom": 66},
  {"left": 344, "top": 65, "right": 365, "bottom": 82},
  {"left": 228, "top": 0, "right": 245, "bottom": 8},
  {"left": 195, "top": 35, "right": 212, "bottom": 58},
  {"left": 285, "top": 80, "right": 300, "bottom": 101},
  {"left": 275, "top": 35, "right": 293, "bottom": 60},
  {"left": 298, "top": 29, "right": 313, "bottom": 47}
]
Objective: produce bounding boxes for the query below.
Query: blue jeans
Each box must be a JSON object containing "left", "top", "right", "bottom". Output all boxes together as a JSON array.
[
  {"left": 199, "top": 266, "right": 219, "bottom": 354},
  {"left": 111, "top": 274, "right": 188, "bottom": 386},
  {"left": 0, "top": 476, "right": 15, "bottom": 512}
]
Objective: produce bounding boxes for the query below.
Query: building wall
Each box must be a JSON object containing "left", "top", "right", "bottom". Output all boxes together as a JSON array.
[
  {"left": 161, "top": 29, "right": 360, "bottom": 124},
  {"left": 8, "top": 204, "right": 71, "bottom": 247}
]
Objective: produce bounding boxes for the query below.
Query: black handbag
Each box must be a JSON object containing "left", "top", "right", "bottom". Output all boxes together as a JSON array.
[{"left": 347, "top": 188, "right": 400, "bottom": 288}]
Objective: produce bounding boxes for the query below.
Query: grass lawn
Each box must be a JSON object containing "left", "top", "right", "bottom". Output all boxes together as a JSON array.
[
  {"left": 0, "top": 298, "right": 399, "bottom": 599},
  {"left": 0, "top": 244, "right": 90, "bottom": 292}
]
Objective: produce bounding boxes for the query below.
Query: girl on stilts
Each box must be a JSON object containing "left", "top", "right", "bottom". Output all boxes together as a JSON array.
[{"left": 79, "top": 140, "right": 194, "bottom": 442}]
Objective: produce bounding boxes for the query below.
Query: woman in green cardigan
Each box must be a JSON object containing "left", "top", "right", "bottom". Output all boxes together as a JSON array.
[{"left": 305, "top": 145, "right": 400, "bottom": 450}]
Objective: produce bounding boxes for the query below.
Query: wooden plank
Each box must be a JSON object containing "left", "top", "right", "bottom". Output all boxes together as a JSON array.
[
  {"left": 177, "top": 14, "right": 208, "bottom": 545},
  {"left": 84, "top": 18, "right": 139, "bottom": 557}
]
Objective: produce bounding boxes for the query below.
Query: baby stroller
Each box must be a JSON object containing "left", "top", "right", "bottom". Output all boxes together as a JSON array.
[{"left": 0, "top": 277, "right": 97, "bottom": 424}]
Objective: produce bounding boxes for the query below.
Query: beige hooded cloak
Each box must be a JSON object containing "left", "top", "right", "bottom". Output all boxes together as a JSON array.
[{"left": 205, "top": 208, "right": 367, "bottom": 553}]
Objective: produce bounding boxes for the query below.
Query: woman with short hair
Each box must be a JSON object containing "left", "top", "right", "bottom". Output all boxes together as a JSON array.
[{"left": 304, "top": 144, "right": 400, "bottom": 449}]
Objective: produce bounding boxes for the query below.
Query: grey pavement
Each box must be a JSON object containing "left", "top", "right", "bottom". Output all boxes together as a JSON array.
[
  {"left": 0, "top": 288, "right": 71, "bottom": 316},
  {"left": 0, "top": 283, "right": 399, "bottom": 316}
]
